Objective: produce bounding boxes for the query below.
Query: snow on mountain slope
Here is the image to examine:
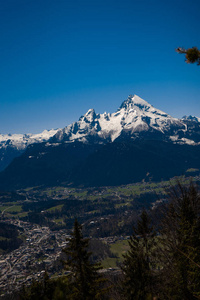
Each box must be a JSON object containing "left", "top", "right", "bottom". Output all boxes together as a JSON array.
[
  {"left": 53, "top": 94, "right": 196, "bottom": 144},
  {"left": 182, "top": 115, "right": 200, "bottom": 123},
  {"left": 0, "top": 129, "right": 59, "bottom": 150},
  {"left": 0, "top": 95, "right": 199, "bottom": 151}
]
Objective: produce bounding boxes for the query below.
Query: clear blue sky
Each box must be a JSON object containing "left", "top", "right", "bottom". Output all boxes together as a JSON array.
[{"left": 0, "top": 0, "right": 199, "bottom": 134}]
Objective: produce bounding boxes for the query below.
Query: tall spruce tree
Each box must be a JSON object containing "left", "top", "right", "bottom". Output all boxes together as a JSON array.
[
  {"left": 121, "top": 209, "right": 155, "bottom": 300},
  {"left": 159, "top": 181, "right": 200, "bottom": 299},
  {"left": 62, "top": 219, "right": 105, "bottom": 300}
]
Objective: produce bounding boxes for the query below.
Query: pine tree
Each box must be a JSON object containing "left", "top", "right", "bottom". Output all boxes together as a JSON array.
[
  {"left": 159, "top": 181, "right": 200, "bottom": 299},
  {"left": 121, "top": 210, "right": 155, "bottom": 300},
  {"left": 135, "top": 210, "right": 155, "bottom": 260},
  {"left": 62, "top": 219, "right": 105, "bottom": 300}
]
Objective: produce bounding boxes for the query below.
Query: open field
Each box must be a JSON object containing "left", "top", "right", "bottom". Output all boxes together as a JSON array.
[{"left": 101, "top": 239, "right": 130, "bottom": 268}]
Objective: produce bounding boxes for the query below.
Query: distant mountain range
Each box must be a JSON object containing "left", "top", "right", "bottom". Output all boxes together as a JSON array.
[
  {"left": 50, "top": 94, "right": 200, "bottom": 145},
  {"left": 0, "top": 129, "right": 59, "bottom": 171},
  {"left": 0, "top": 95, "right": 199, "bottom": 190}
]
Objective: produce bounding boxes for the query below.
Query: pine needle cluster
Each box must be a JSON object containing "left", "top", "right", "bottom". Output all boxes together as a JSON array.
[{"left": 176, "top": 47, "right": 200, "bottom": 65}]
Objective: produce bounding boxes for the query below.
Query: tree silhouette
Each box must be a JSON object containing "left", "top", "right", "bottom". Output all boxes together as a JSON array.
[
  {"left": 62, "top": 219, "right": 105, "bottom": 300},
  {"left": 121, "top": 209, "right": 155, "bottom": 300},
  {"left": 159, "top": 181, "right": 200, "bottom": 299},
  {"left": 176, "top": 47, "right": 200, "bottom": 65}
]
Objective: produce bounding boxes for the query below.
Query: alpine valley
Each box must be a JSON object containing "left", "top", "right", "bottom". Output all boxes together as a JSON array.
[{"left": 0, "top": 94, "right": 200, "bottom": 190}]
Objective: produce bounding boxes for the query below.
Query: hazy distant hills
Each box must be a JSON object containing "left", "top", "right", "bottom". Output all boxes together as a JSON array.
[{"left": 0, "top": 95, "right": 199, "bottom": 190}]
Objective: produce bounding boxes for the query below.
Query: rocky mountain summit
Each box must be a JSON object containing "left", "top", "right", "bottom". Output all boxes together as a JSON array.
[{"left": 51, "top": 95, "right": 199, "bottom": 145}]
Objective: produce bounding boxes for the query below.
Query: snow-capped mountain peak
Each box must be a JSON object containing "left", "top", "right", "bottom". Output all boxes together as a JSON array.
[
  {"left": 119, "top": 94, "right": 169, "bottom": 118},
  {"left": 53, "top": 94, "right": 197, "bottom": 144},
  {"left": 120, "top": 94, "right": 150, "bottom": 110},
  {"left": 79, "top": 108, "right": 97, "bottom": 123}
]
